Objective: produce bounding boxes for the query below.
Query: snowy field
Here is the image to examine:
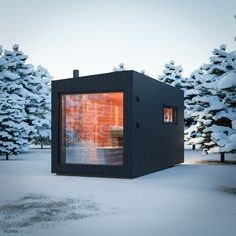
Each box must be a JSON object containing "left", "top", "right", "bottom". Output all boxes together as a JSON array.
[{"left": 0, "top": 149, "right": 236, "bottom": 236}]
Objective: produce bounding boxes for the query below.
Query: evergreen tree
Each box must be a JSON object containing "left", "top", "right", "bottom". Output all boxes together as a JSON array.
[
  {"left": 28, "top": 66, "right": 51, "bottom": 148},
  {"left": 158, "top": 60, "right": 185, "bottom": 89},
  {"left": 202, "top": 44, "right": 228, "bottom": 75},
  {"left": 184, "top": 68, "right": 205, "bottom": 149},
  {"left": 194, "top": 94, "right": 228, "bottom": 155},
  {"left": 0, "top": 45, "right": 31, "bottom": 159},
  {"left": 11, "top": 45, "right": 52, "bottom": 147},
  {"left": 195, "top": 45, "right": 236, "bottom": 160},
  {"left": 0, "top": 44, "right": 52, "bottom": 158},
  {"left": 214, "top": 65, "right": 236, "bottom": 160}
]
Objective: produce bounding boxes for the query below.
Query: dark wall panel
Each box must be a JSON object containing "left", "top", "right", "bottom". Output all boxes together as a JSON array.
[{"left": 132, "top": 71, "right": 184, "bottom": 177}]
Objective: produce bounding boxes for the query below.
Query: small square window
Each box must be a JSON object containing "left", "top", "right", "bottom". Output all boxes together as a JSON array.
[{"left": 163, "top": 106, "right": 177, "bottom": 124}]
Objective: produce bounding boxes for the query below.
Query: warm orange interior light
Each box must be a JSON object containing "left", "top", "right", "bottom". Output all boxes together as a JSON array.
[
  {"left": 164, "top": 107, "right": 174, "bottom": 123},
  {"left": 62, "top": 93, "right": 123, "bottom": 148}
]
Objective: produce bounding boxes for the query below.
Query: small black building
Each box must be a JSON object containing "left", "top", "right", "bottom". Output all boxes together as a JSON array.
[{"left": 51, "top": 70, "right": 184, "bottom": 178}]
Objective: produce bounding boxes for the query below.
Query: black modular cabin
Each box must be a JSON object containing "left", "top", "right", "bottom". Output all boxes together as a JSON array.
[{"left": 51, "top": 70, "right": 184, "bottom": 178}]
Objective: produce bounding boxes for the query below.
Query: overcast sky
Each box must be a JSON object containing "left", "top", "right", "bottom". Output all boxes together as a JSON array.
[{"left": 1, "top": 0, "right": 236, "bottom": 79}]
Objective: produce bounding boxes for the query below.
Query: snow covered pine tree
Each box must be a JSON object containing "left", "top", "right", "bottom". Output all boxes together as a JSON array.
[
  {"left": 27, "top": 66, "right": 51, "bottom": 148},
  {"left": 184, "top": 68, "right": 205, "bottom": 150},
  {"left": 0, "top": 44, "right": 52, "bottom": 159},
  {"left": 0, "top": 45, "right": 31, "bottom": 159},
  {"left": 193, "top": 45, "right": 236, "bottom": 161},
  {"left": 158, "top": 60, "right": 186, "bottom": 89}
]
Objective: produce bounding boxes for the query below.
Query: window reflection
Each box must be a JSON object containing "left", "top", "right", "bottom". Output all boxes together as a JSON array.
[{"left": 61, "top": 92, "right": 124, "bottom": 165}]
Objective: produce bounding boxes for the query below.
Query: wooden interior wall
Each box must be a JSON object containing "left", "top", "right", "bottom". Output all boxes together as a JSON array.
[{"left": 62, "top": 93, "right": 123, "bottom": 147}]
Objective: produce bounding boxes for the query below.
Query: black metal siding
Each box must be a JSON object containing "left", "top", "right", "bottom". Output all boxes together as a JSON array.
[
  {"left": 51, "top": 70, "right": 184, "bottom": 178},
  {"left": 132, "top": 71, "right": 184, "bottom": 177}
]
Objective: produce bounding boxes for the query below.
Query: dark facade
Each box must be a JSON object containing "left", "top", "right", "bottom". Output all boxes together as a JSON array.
[{"left": 51, "top": 70, "right": 184, "bottom": 178}]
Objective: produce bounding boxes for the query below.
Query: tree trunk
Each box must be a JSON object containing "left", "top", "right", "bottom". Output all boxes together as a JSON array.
[
  {"left": 6, "top": 153, "right": 9, "bottom": 160},
  {"left": 220, "top": 152, "right": 225, "bottom": 162},
  {"left": 41, "top": 142, "right": 43, "bottom": 149},
  {"left": 192, "top": 145, "right": 196, "bottom": 150}
]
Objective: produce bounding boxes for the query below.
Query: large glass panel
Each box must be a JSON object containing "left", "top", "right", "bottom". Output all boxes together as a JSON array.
[{"left": 61, "top": 92, "right": 124, "bottom": 165}]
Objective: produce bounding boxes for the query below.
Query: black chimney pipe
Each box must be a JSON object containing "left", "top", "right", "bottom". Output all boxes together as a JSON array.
[{"left": 73, "top": 69, "right": 79, "bottom": 78}]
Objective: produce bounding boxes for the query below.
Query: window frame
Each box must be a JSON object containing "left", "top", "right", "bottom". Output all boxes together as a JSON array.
[{"left": 59, "top": 91, "right": 125, "bottom": 166}]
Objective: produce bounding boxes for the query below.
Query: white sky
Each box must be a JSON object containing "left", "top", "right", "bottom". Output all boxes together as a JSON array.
[{"left": 0, "top": 0, "right": 236, "bottom": 79}]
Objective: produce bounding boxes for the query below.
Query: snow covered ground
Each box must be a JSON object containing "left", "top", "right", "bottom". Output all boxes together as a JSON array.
[{"left": 0, "top": 149, "right": 236, "bottom": 236}]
